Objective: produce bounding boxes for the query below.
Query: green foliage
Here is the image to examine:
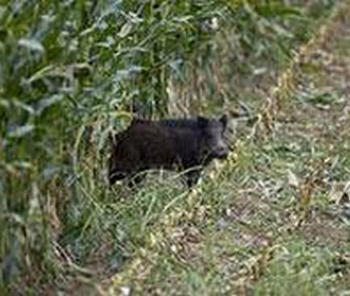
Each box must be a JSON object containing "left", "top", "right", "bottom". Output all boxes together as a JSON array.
[
  {"left": 0, "top": 0, "right": 338, "bottom": 293},
  {"left": 253, "top": 241, "right": 341, "bottom": 295}
]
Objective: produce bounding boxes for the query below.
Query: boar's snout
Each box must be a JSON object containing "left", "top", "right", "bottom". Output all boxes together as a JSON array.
[
  {"left": 214, "top": 144, "right": 229, "bottom": 159},
  {"left": 207, "top": 133, "right": 229, "bottom": 160}
]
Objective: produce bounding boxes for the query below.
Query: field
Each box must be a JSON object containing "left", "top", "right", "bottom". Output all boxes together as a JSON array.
[{"left": 1, "top": 0, "right": 349, "bottom": 295}]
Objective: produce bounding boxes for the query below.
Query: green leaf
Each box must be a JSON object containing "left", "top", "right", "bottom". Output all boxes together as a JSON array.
[
  {"left": 18, "top": 38, "right": 45, "bottom": 53},
  {"left": 7, "top": 124, "right": 35, "bottom": 138}
]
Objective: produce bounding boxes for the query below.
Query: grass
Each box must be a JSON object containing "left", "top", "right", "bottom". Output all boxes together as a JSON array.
[
  {"left": 3, "top": 0, "right": 350, "bottom": 295},
  {"left": 106, "top": 2, "right": 350, "bottom": 295}
]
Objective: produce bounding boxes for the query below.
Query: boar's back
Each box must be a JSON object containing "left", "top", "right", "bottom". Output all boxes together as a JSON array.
[{"left": 114, "top": 121, "right": 203, "bottom": 170}]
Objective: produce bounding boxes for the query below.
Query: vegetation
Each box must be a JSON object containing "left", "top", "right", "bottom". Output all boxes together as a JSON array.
[{"left": 2, "top": 0, "right": 349, "bottom": 294}]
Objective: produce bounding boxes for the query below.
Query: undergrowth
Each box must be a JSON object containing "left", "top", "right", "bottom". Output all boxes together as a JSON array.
[{"left": 2, "top": 0, "right": 346, "bottom": 294}]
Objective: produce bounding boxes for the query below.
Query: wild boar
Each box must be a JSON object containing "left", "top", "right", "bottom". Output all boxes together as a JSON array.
[{"left": 108, "top": 115, "right": 229, "bottom": 187}]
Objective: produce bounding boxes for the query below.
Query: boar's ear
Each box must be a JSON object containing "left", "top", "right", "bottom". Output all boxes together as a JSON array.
[
  {"left": 197, "top": 116, "right": 208, "bottom": 129},
  {"left": 219, "top": 114, "right": 228, "bottom": 131}
]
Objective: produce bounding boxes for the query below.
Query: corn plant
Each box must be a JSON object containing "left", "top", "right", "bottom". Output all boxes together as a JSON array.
[{"left": 0, "top": 0, "right": 335, "bottom": 293}]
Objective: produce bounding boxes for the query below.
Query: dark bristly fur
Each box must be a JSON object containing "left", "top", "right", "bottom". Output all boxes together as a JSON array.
[{"left": 109, "top": 115, "right": 229, "bottom": 187}]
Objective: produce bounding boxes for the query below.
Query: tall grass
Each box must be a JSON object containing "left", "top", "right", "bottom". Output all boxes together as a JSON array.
[{"left": 0, "top": 0, "right": 334, "bottom": 293}]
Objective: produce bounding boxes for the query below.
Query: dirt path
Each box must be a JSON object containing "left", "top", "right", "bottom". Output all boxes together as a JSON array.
[{"left": 81, "top": 3, "right": 350, "bottom": 295}]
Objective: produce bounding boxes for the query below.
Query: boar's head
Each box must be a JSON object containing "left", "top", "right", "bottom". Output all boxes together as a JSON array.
[{"left": 198, "top": 115, "right": 229, "bottom": 161}]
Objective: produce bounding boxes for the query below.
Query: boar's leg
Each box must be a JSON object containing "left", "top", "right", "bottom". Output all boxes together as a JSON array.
[
  {"left": 127, "top": 172, "right": 146, "bottom": 188},
  {"left": 109, "top": 171, "right": 128, "bottom": 186},
  {"left": 185, "top": 169, "right": 202, "bottom": 187}
]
